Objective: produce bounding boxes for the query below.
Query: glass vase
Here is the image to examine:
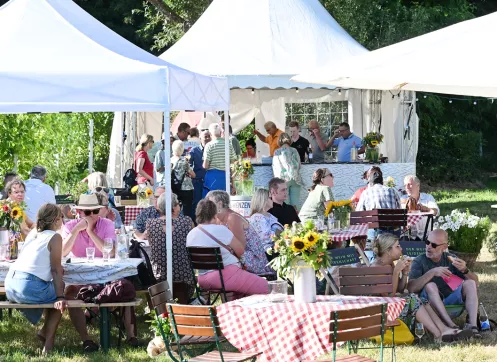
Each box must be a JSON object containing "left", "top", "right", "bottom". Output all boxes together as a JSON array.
[
  {"left": 367, "top": 146, "right": 380, "bottom": 163},
  {"left": 234, "top": 179, "right": 254, "bottom": 197}
]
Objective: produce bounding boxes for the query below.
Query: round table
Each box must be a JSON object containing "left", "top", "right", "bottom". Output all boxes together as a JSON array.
[{"left": 217, "top": 294, "right": 405, "bottom": 362}]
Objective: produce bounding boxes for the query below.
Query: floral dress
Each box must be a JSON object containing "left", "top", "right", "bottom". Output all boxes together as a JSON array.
[
  {"left": 399, "top": 293, "right": 428, "bottom": 331},
  {"left": 272, "top": 146, "right": 302, "bottom": 185},
  {"left": 147, "top": 216, "right": 195, "bottom": 299},
  {"left": 248, "top": 213, "right": 282, "bottom": 251}
]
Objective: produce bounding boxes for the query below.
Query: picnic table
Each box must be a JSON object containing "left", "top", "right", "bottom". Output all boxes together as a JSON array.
[
  {"left": 124, "top": 206, "right": 148, "bottom": 226},
  {"left": 217, "top": 294, "right": 405, "bottom": 362},
  {"left": 0, "top": 257, "right": 143, "bottom": 285}
]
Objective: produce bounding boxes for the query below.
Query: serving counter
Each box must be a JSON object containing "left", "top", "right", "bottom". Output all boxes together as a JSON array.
[{"left": 251, "top": 162, "right": 416, "bottom": 208}]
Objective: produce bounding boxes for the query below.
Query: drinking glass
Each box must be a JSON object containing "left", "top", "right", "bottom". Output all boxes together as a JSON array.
[
  {"left": 86, "top": 247, "right": 95, "bottom": 262},
  {"left": 0, "top": 245, "right": 8, "bottom": 261},
  {"left": 103, "top": 238, "right": 114, "bottom": 262},
  {"left": 268, "top": 280, "right": 288, "bottom": 302},
  {"left": 17, "top": 242, "right": 25, "bottom": 256},
  {"left": 333, "top": 219, "right": 341, "bottom": 230},
  {"left": 316, "top": 216, "right": 325, "bottom": 232},
  {"left": 415, "top": 322, "right": 425, "bottom": 343}
]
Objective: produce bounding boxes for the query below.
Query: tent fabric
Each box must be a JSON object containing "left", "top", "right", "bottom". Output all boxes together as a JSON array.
[
  {"left": 170, "top": 111, "right": 221, "bottom": 133},
  {"left": 292, "top": 12, "right": 497, "bottom": 97},
  {"left": 161, "top": 0, "right": 367, "bottom": 89},
  {"left": 0, "top": 0, "right": 229, "bottom": 113}
]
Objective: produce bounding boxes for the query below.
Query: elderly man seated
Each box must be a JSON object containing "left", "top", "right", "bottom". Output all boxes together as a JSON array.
[
  {"left": 401, "top": 175, "right": 439, "bottom": 240},
  {"left": 408, "top": 229, "right": 480, "bottom": 338}
]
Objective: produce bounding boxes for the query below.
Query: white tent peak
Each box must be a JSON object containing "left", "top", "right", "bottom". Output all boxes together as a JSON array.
[{"left": 161, "top": 0, "right": 367, "bottom": 88}]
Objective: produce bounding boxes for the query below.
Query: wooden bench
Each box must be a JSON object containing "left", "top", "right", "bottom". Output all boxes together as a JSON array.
[{"left": 0, "top": 298, "right": 142, "bottom": 352}]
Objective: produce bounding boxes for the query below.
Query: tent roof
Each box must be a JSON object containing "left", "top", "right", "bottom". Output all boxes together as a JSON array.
[
  {"left": 0, "top": 0, "right": 229, "bottom": 113},
  {"left": 161, "top": 0, "right": 367, "bottom": 89},
  {"left": 293, "top": 12, "right": 497, "bottom": 97}
]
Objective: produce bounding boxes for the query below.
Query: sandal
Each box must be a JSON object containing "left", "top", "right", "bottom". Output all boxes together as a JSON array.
[
  {"left": 471, "top": 326, "right": 482, "bottom": 339},
  {"left": 82, "top": 339, "right": 99, "bottom": 353}
]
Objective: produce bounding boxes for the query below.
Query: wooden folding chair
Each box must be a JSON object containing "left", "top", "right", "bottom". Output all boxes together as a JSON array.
[
  {"left": 350, "top": 209, "right": 407, "bottom": 239},
  {"left": 304, "top": 304, "right": 388, "bottom": 362},
  {"left": 339, "top": 266, "right": 399, "bottom": 361},
  {"left": 187, "top": 247, "right": 232, "bottom": 304},
  {"left": 168, "top": 304, "right": 261, "bottom": 362},
  {"left": 148, "top": 281, "right": 223, "bottom": 362}
]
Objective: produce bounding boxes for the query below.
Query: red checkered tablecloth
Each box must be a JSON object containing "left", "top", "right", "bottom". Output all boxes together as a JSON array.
[
  {"left": 124, "top": 206, "right": 147, "bottom": 225},
  {"left": 407, "top": 212, "right": 434, "bottom": 228},
  {"left": 217, "top": 295, "right": 405, "bottom": 362},
  {"left": 330, "top": 224, "right": 368, "bottom": 242}
]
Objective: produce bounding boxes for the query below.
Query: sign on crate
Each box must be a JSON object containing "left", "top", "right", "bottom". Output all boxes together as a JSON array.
[
  {"left": 399, "top": 241, "right": 425, "bottom": 257},
  {"left": 329, "top": 247, "right": 360, "bottom": 266}
]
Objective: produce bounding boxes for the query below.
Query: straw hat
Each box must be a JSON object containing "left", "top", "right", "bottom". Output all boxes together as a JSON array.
[{"left": 75, "top": 194, "right": 104, "bottom": 210}]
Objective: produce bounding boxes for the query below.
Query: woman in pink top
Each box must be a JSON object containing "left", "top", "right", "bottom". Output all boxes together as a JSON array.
[{"left": 134, "top": 134, "right": 155, "bottom": 186}]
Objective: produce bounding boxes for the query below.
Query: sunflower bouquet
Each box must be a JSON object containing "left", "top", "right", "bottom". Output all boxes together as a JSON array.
[
  {"left": 131, "top": 185, "right": 154, "bottom": 206},
  {"left": 268, "top": 220, "right": 331, "bottom": 279},
  {"left": 0, "top": 199, "right": 25, "bottom": 230},
  {"left": 231, "top": 158, "right": 255, "bottom": 196},
  {"left": 362, "top": 131, "right": 384, "bottom": 148},
  {"left": 324, "top": 200, "right": 353, "bottom": 217}
]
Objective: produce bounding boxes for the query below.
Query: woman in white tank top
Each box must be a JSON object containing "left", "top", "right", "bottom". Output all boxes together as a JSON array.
[{"left": 5, "top": 204, "right": 67, "bottom": 354}]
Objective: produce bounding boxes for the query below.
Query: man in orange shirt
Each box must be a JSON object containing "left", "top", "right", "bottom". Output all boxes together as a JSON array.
[{"left": 254, "top": 121, "right": 283, "bottom": 156}]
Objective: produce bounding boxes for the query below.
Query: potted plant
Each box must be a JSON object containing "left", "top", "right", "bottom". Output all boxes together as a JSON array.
[
  {"left": 231, "top": 158, "right": 254, "bottom": 196},
  {"left": 0, "top": 199, "right": 26, "bottom": 259},
  {"left": 268, "top": 220, "right": 331, "bottom": 303},
  {"left": 131, "top": 185, "right": 154, "bottom": 207},
  {"left": 324, "top": 200, "right": 353, "bottom": 228},
  {"left": 435, "top": 209, "right": 491, "bottom": 269},
  {"left": 362, "top": 131, "right": 384, "bottom": 163}
]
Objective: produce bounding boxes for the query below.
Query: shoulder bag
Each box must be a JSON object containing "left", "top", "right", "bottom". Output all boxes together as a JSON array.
[{"left": 198, "top": 225, "right": 245, "bottom": 269}]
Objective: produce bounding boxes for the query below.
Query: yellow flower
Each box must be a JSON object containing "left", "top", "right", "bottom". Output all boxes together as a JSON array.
[
  {"left": 371, "top": 140, "right": 379, "bottom": 146},
  {"left": 131, "top": 185, "right": 139, "bottom": 194},
  {"left": 243, "top": 160, "right": 251, "bottom": 169},
  {"left": 290, "top": 237, "right": 306, "bottom": 253},
  {"left": 10, "top": 206, "right": 23, "bottom": 220},
  {"left": 324, "top": 202, "right": 333, "bottom": 217},
  {"left": 304, "top": 232, "right": 319, "bottom": 247},
  {"left": 145, "top": 188, "right": 153, "bottom": 197}
]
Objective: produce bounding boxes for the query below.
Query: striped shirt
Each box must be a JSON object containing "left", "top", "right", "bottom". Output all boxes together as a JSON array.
[{"left": 203, "top": 138, "right": 237, "bottom": 170}]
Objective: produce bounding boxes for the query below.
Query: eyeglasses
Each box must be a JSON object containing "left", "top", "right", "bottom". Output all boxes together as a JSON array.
[
  {"left": 425, "top": 240, "right": 447, "bottom": 248},
  {"left": 83, "top": 209, "right": 100, "bottom": 216},
  {"left": 95, "top": 187, "right": 110, "bottom": 193}
]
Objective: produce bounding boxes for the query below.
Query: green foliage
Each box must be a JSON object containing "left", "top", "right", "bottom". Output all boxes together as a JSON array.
[{"left": 235, "top": 121, "right": 255, "bottom": 154}]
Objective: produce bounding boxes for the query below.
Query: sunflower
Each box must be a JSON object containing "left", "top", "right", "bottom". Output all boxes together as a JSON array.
[
  {"left": 304, "top": 231, "right": 319, "bottom": 247},
  {"left": 324, "top": 202, "right": 334, "bottom": 217},
  {"left": 290, "top": 237, "right": 306, "bottom": 253},
  {"left": 242, "top": 160, "right": 252, "bottom": 169},
  {"left": 145, "top": 188, "right": 153, "bottom": 197},
  {"left": 371, "top": 140, "right": 379, "bottom": 147},
  {"left": 10, "top": 206, "right": 23, "bottom": 220},
  {"left": 130, "top": 185, "right": 139, "bottom": 194}
]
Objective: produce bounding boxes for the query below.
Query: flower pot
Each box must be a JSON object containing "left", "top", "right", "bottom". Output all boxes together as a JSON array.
[
  {"left": 7, "top": 230, "right": 22, "bottom": 260},
  {"left": 293, "top": 259, "right": 316, "bottom": 303},
  {"left": 450, "top": 250, "right": 479, "bottom": 270}
]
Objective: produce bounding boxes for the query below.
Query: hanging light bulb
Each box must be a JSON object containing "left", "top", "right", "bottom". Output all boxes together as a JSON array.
[
  {"left": 251, "top": 88, "right": 255, "bottom": 95},
  {"left": 338, "top": 89, "right": 342, "bottom": 95},
  {"left": 449, "top": 100, "right": 452, "bottom": 104},
  {"left": 416, "top": 98, "right": 419, "bottom": 101},
  {"left": 423, "top": 95, "right": 427, "bottom": 98},
  {"left": 474, "top": 101, "right": 477, "bottom": 105},
  {"left": 295, "top": 87, "right": 299, "bottom": 94}
]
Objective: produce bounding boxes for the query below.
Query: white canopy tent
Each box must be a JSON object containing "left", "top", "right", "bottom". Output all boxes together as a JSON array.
[
  {"left": 0, "top": 0, "right": 230, "bottom": 290},
  {"left": 292, "top": 11, "right": 497, "bottom": 97},
  {"left": 156, "top": 0, "right": 416, "bottom": 162}
]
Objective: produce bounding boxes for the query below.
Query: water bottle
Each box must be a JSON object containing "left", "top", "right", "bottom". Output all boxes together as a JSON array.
[
  {"left": 350, "top": 141, "right": 358, "bottom": 162},
  {"left": 479, "top": 302, "right": 491, "bottom": 331},
  {"left": 117, "top": 225, "right": 129, "bottom": 260},
  {"left": 308, "top": 147, "right": 313, "bottom": 163}
]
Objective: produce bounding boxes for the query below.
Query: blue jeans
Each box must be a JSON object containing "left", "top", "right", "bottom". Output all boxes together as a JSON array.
[
  {"left": 421, "top": 283, "right": 464, "bottom": 305},
  {"left": 203, "top": 170, "right": 226, "bottom": 198},
  {"left": 285, "top": 180, "right": 301, "bottom": 209},
  {"left": 192, "top": 178, "right": 204, "bottom": 224},
  {"left": 5, "top": 270, "right": 56, "bottom": 324}
]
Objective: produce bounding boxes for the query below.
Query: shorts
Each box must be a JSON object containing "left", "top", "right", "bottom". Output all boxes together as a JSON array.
[
  {"left": 421, "top": 283, "right": 464, "bottom": 306},
  {"left": 5, "top": 269, "right": 57, "bottom": 324}
]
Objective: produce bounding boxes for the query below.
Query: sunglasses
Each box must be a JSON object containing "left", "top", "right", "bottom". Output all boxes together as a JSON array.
[
  {"left": 95, "top": 187, "right": 110, "bottom": 193},
  {"left": 425, "top": 240, "right": 447, "bottom": 249},
  {"left": 83, "top": 209, "right": 100, "bottom": 216}
]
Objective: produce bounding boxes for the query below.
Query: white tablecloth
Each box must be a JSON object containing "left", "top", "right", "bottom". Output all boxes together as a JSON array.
[{"left": 0, "top": 258, "right": 143, "bottom": 285}]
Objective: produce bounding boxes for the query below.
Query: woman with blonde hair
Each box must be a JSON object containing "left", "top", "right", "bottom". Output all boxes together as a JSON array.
[
  {"left": 272, "top": 132, "right": 302, "bottom": 208},
  {"left": 371, "top": 233, "right": 472, "bottom": 342},
  {"left": 171, "top": 140, "right": 196, "bottom": 219},
  {"left": 134, "top": 134, "right": 155, "bottom": 186},
  {"left": 5, "top": 204, "right": 67, "bottom": 354},
  {"left": 249, "top": 188, "right": 283, "bottom": 252}
]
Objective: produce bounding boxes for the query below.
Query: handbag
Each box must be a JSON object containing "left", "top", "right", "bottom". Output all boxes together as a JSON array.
[
  {"left": 370, "top": 319, "right": 414, "bottom": 345},
  {"left": 198, "top": 226, "right": 245, "bottom": 269}
]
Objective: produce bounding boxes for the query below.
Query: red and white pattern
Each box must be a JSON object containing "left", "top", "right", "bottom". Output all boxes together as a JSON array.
[
  {"left": 124, "top": 206, "right": 147, "bottom": 225},
  {"left": 407, "top": 212, "right": 434, "bottom": 228},
  {"left": 330, "top": 224, "right": 368, "bottom": 242},
  {"left": 217, "top": 295, "right": 405, "bottom": 362}
]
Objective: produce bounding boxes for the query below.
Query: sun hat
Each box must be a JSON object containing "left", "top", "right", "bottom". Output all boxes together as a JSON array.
[{"left": 75, "top": 194, "right": 104, "bottom": 210}]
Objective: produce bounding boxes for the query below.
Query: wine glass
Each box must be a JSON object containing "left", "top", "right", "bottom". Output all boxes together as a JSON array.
[
  {"left": 103, "top": 238, "right": 114, "bottom": 262},
  {"left": 415, "top": 322, "right": 425, "bottom": 343}
]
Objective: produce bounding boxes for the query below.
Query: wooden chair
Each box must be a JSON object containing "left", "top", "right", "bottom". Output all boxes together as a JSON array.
[
  {"left": 339, "top": 266, "right": 398, "bottom": 361},
  {"left": 167, "top": 304, "right": 261, "bottom": 362},
  {"left": 304, "top": 304, "right": 388, "bottom": 362},
  {"left": 187, "top": 247, "right": 231, "bottom": 304},
  {"left": 350, "top": 209, "right": 407, "bottom": 237},
  {"left": 148, "top": 281, "right": 225, "bottom": 362}
]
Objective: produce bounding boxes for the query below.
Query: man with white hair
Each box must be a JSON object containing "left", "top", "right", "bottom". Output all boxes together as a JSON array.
[
  {"left": 401, "top": 175, "right": 439, "bottom": 240},
  {"left": 25, "top": 165, "right": 56, "bottom": 220},
  {"left": 408, "top": 229, "right": 480, "bottom": 337},
  {"left": 254, "top": 121, "right": 283, "bottom": 156},
  {"left": 202, "top": 123, "right": 237, "bottom": 197}
]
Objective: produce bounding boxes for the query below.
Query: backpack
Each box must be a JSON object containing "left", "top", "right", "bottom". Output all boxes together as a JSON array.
[
  {"left": 128, "top": 239, "right": 157, "bottom": 288},
  {"left": 171, "top": 160, "right": 186, "bottom": 194},
  {"left": 123, "top": 168, "right": 137, "bottom": 190},
  {"left": 94, "top": 279, "right": 136, "bottom": 304},
  {"left": 77, "top": 284, "right": 105, "bottom": 303}
]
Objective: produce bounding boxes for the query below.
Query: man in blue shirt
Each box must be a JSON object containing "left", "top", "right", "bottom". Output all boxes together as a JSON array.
[
  {"left": 189, "top": 129, "right": 211, "bottom": 223},
  {"left": 328, "top": 122, "right": 364, "bottom": 162}
]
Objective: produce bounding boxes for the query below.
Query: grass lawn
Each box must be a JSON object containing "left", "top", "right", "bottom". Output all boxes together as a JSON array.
[{"left": 1, "top": 182, "right": 497, "bottom": 361}]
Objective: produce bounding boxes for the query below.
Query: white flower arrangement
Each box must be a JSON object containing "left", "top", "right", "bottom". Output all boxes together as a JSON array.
[
  {"left": 384, "top": 176, "right": 396, "bottom": 188},
  {"left": 434, "top": 209, "right": 481, "bottom": 232}
]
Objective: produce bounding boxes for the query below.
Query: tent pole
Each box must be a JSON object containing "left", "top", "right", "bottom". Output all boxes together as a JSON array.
[
  {"left": 224, "top": 110, "right": 230, "bottom": 194},
  {"left": 88, "top": 118, "right": 94, "bottom": 173},
  {"left": 164, "top": 109, "right": 173, "bottom": 293}
]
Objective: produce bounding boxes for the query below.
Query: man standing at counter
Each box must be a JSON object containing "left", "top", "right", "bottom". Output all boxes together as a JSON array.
[
  {"left": 307, "top": 119, "right": 330, "bottom": 163},
  {"left": 254, "top": 121, "right": 283, "bottom": 156},
  {"left": 327, "top": 122, "right": 364, "bottom": 162},
  {"left": 289, "top": 121, "right": 310, "bottom": 162}
]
